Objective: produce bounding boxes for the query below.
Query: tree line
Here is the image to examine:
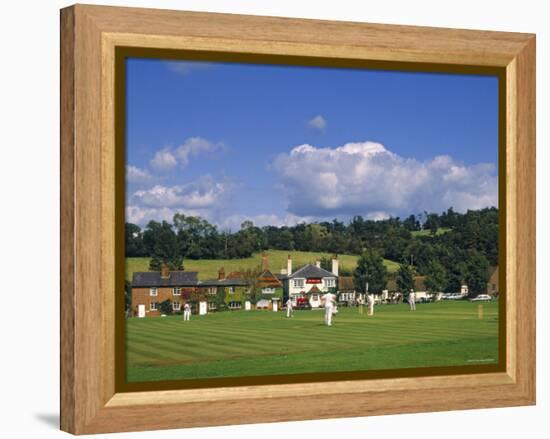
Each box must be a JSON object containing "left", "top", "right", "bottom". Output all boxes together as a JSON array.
[{"left": 126, "top": 207, "right": 498, "bottom": 294}]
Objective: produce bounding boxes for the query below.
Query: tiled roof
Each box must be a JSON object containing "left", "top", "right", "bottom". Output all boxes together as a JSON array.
[
  {"left": 307, "top": 285, "right": 322, "bottom": 294},
  {"left": 257, "top": 270, "right": 283, "bottom": 287},
  {"left": 132, "top": 271, "right": 198, "bottom": 287},
  {"left": 199, "top": 278, "right": 250, "bottom": 287},
  {"left": 288, "top": 264, "right": 336, "bottom": 279},
  {"left": 338, "top": 276, "right": 355, "bottom": 291}
]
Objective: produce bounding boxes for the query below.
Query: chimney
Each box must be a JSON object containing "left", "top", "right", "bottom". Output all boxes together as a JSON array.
[
  {"left": 332, "top": 254, "right": 339, "bottom": 277},
  {"left": 315, "top": 260, "right": 321, "bottom": 268},
  {"left": 287, "top": 254, "right": 292, "bottom": 275},
  {"left": 261, "top": 251, "right": 269, "bottom": 271},
  {"left": 218, "top": 266, "right": 225, "bottom": 280},
  {"left": 161, "top": 264, "right": 170, "bottom": 279}
]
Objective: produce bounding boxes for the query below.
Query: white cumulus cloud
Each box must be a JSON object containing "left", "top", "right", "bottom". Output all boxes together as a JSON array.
[
  {"left": 307, "top": 115, "right": 327, "bottom": 132},
  {"left": 272, "top": 141, "right": 497, "bottom": 218}
]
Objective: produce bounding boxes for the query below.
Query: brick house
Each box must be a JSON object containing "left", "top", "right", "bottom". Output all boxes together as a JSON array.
[{"left": 131, "top": 265, "right": 198, "bottom": 317}]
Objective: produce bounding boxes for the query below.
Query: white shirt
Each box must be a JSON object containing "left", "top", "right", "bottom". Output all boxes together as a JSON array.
[
  {"left": 286, "top": 300, "right": 293, "bottom": 308},
  {"left": 409, "top": 293, "right": 416, "bottom": 301},
  {"left": 322, "top": 293, "right": 335, "bottom": 308}
]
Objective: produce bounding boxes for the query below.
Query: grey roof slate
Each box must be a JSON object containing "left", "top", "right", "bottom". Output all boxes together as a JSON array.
[
  {"left": 199, "top": 278, "right": 250, "bottom": 287},
  {"left": 132, "top": 271, "right": 198, "bottom": 287},
  {"left": 288, "top": 264, "right": 336, "bottom": 279}
]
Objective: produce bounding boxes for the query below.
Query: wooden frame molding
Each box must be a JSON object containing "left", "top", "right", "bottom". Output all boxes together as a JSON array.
[{"left": 60, "top": 4, "right": 535, "bottom": 434}]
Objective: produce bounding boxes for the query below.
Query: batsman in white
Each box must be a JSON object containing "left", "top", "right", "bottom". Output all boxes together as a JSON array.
[{"left": 322, "top": 291, "right": 336, "bottom": 326}]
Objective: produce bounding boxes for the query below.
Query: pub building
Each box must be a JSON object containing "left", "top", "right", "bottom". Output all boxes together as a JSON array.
[{"left": 286, "top": 255, "right": 338, "bottom": 308}]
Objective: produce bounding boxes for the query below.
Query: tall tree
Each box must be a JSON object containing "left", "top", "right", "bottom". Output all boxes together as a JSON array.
[
  {"left": 425, "top": 260, "right": 448, "bottom": 293},
  {"left": 464, "top": 251, "right": 490, "bottom": 295},
  {"left": 353, "top": 250, "right": 388, "bottom": 295},
  {"left": 148, "top": 221, "right": 183, "bottom": 271},
  {"left": 396, "top": 263, "right": 415, "bottom": 293}
]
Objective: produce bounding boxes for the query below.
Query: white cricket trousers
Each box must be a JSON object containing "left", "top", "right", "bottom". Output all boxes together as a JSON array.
[
  {"left": 325, "top": 306, "right": 333, "bottom": 326},
  {"left": 409, "top": 300, "right": 416, "bottom": 311},
  {"left": 287, "top": 307, "right": 292, "bottom": 318},
  {"left": 183, "top": 310, "right": 191, "bottom": 320}
]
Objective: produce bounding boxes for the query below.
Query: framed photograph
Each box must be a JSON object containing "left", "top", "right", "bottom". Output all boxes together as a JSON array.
[{"left": 60, "top": 4, "right": 535, "bottom": 434}]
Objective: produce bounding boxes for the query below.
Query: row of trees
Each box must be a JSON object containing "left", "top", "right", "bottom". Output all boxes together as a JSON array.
[
  {"left": 127, "top": 208, "right": 498, "bottom": 262},
  {"left": 352, "top": 247, "right": 491, "bottom": 297}
]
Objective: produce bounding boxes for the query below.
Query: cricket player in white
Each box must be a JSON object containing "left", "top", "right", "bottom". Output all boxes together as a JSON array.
[
  {"left": 409, "top": 290, "right": 416, "bottom": 311},
  {"left": 322, "top": 292, "right": 336, "bottom": 326},
  {"left": 183, "top": 303, "right": 191, "bottom": 321},
  {"left": 368, "top": 294, "right": 375, "bottom": 316},
  {"left": 286, "top": 298, "right": 294, "bottom": 318}
]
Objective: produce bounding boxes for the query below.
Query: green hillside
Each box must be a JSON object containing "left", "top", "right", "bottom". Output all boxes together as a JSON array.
[
  {"left": 126, "top": 249, "right": 399, "bottom": 281},
  {"left": 411, "top": 227, "right": 452, "bottom": 237}
]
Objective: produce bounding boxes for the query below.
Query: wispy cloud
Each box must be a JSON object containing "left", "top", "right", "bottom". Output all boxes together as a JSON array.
[
  {"left": 150, "top": 148, "right": 178, "bottom": 171},
  {"left": 307, "top": 115, "right": 327, "bottom": 133},
  {"left": 148, "top": 137, "right": 226, "bottom": 172},
  {"left": 126, "top": 165, "right": 152, "bottom": 183},
  {"left": 165, "top": 60, "right": 215, "bottom": 75}
]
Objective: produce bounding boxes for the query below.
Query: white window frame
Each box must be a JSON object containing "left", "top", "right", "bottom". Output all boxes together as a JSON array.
[
  {"left": 208, "top": 287, "right": 217, "bottom": 295},
  {"left": 228, "top": 286, "right": 235, "bottom": 294},
  {"left": 172, "top": 287, "right": 181, "bottom": 296},
  {"left": 326, "top": 278, "right": 336, "bottom": 288},
  {"left": 172, "top": 301, "right": 181, "bottom": 311},
  {"left": 150, "top": 302, "right": 158, "bottom": 311},
  {"left": 149, "top": 287, "right": 158, "bottom": 296},
  {"left": 293, "top": 278, "right": 305, "bottom": 288},
  {"left": 207, "top": 302, "right": 218, "bottom": 310},
  {"left": 262, "top": 287, "right": 275, "bottom": 294}
]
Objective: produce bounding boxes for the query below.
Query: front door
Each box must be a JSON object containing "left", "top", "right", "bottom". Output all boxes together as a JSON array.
[{"left": 137, "top": 304, "right": 145, "bottom": 318}]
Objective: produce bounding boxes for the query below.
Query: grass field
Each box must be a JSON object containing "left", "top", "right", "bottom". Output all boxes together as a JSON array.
[
  {"left": 126, "top": 249, "right": 400, "bottom": 281},
  {"left": 126, "top": 301, "right": 499, "bottom": 382}
]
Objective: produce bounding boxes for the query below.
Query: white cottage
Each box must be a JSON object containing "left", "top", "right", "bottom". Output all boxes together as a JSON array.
[{"left": 287, "top": 256, "right": 338, "bottom": 308}]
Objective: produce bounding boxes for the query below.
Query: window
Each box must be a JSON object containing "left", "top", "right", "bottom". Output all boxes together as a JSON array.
[
  {"left": 172, "top": 301, "right": 181, "bottom": 311},
  {"left": 208, "top": 302, "right": 217, "bottom": 310},
  {"left": 262, "top": 287, "right": 275, "bottom": 294},
  {"left": 228, "top": 301, "right": 242, "bottom": 310},
  {"left": 172, "top": 287, "right": 181, "bottom": 295},
  {"left": 150, "top": 302, "right": 158, "bottom": 311},
  {"left": 228, "top": 286, "right": 235, "bottom": 294},
  {"left": 208, "top": 287, "right": 217, "bottom": 295},
  {"left": 293, "top": 279, "right": 305, "bottom": 288},
  {"left": 149, "top": 287, "right": 158, "bottom": 296},
  {"left": 326, "top": 278, "right": 336, "bottom": 288}
]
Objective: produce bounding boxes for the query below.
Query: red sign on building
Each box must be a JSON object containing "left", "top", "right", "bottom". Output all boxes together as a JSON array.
[{"left": 306, "top": 278, "right": 322, "bottom": 284}]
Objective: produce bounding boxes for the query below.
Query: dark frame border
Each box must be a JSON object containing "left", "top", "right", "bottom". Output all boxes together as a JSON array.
[{"left": 115, "top": 46, "right": 507, "bottom": 393}]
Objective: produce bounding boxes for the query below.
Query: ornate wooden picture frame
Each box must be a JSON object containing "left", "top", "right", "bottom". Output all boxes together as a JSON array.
[{"left": 60, "top": 4, "right": 535, "bottom": 434}]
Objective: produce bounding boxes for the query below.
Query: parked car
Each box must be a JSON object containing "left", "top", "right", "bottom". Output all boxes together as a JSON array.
[
  {"left": 469, "top": 294, "right": 492, "bottom": 302},
  {"left": 448, "top": 293, "right": 466, "bottom": 300}
]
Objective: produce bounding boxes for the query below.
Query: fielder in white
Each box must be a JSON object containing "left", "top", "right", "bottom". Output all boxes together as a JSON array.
[
  {"left": 183, "top": 302, "right": 191, "bottom": 321},
  {"left": 322, "top": 291, "right": 336, "bottom": 326},
  {"left": 408, "top": 290, "right": 416, "bottom": 311},
  {"left": 367, "top": 294, "right": 375, "bottom": 316},
  {"left": 286, "top": 298, "right": 294, "bottom": 318}
]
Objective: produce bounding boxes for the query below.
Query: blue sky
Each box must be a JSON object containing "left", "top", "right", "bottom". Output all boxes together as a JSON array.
[{"left": 126, "top": 58, "right": 499, "bottom": 230}]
